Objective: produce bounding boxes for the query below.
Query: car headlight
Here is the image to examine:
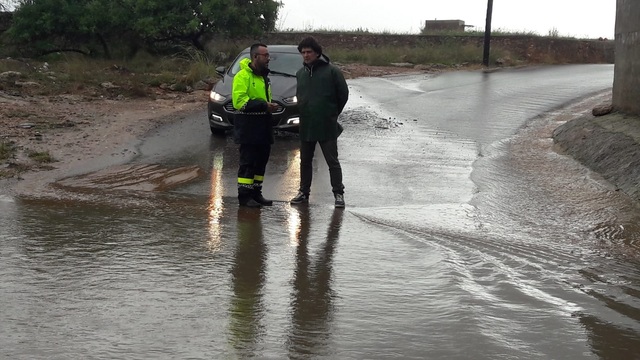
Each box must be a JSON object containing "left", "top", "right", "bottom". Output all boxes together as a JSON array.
[
  {"left": 209, "top": 91, "right": 227, "bottom": 102},
  {"left": 282, "top": 96, "right": 297, "bottom": 105}
]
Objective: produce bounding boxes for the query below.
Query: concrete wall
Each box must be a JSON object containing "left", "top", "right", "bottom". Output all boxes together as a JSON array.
[{"left": 613, "top": 0, "right": 640, "bottom": 115}]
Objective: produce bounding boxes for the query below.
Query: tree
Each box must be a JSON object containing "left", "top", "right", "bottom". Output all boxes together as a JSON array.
[
  {"left": 129, "top": 0, "right": 282, "bottom": 50},
  {"left": 5, "top": 0, "right": 282, "bottom": 57}
]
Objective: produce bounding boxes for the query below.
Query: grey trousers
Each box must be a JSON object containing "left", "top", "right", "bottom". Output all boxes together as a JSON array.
[{"left": 298, "top": 138, "right": 344, "bottom": 195}]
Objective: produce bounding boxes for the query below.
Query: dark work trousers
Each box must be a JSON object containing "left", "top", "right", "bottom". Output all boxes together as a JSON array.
[
  {"left": 298, "top": 138, "right": 344, "bottom": 195},
  {"left": 238, "top": 143, "right": 271, "bottom": 197}
]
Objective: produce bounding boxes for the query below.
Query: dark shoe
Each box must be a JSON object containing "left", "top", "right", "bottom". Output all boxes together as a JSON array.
[
  {"left": 334, "top": 193, "right": 345, "bottom": 208},
  {"left": 253, "top": 191, "right": 273, "bottom": 206},
  {"left": 239, "top": 197, "right": 262, "bottom": 208},
  {"left": 290, "top": 191, "right": 309, "bottom": 204}
]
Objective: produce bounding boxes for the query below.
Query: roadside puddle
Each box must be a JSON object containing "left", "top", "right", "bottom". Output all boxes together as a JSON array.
[{"left": 54, "top": 164, "right": 203, "bottom": 192}]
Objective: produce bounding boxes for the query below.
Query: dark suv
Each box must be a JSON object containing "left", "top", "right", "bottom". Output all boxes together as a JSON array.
[{"left": 208, "top": 45, "right": 301, "bottom": 135}]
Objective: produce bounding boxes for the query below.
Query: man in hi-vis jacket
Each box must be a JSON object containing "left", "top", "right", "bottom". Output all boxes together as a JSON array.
[{"left": 232, "top": 43, "right": 279, "bottom": 208}]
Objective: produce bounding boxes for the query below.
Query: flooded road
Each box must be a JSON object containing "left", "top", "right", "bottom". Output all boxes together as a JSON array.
[{"left": 2, "top": 64, "right": 640, "bottom": 359}]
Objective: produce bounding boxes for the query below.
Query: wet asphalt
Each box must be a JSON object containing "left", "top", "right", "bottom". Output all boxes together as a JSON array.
[{"left": 3, "top": 64, "right": 640, "bottom": 359}]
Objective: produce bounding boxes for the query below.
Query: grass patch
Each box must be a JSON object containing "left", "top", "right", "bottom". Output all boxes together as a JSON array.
[
  {"left": 0, "top": 141, "right": 16, "bottom": 161},
  {"left": 27, "top": 149, "right": 55, "bottom": 163},
  {"left": 176, "top": 46, "right": 219, "bottom": 82},
  {"left": 329, "top": 43, "right": 513, "bottom": 67}
]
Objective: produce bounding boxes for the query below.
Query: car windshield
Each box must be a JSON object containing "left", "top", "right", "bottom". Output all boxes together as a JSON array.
[{"left": 228, "top": 51, "right": 301, "bottom": 77}]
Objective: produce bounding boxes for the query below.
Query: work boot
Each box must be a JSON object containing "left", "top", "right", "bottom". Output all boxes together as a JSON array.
[
  {"left": 238, "top": 185, "right": 261, "bottom": 208},
  {"left": 334, "top": 193, "right": 345, "bottom": 208},
  {"left": 239, "top": 196, "right": 262, "bottom": 208},
  {"left": 290, "top": 191, "right": 309, "bottom": 204},
  {"left": 253, "top": 186, "right": 273, "bottom": 206}
]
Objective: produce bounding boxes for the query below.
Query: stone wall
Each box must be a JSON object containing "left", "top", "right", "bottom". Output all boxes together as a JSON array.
[{"left": 259, "top": 33, "right": 615, "bottom": 64}]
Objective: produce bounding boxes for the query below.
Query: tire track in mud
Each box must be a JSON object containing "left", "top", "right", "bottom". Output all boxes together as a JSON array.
[{"left": 53, "top": 163, "right": 204, "bottom": 194}]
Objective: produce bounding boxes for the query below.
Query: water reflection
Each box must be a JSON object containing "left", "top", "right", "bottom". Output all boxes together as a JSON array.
[
  {"left": 280, "top": 146, "right": 301, "bottom": 199},
  {"left": 287, "top": 207, "right": 344, "bottom": 358},
  {"left": 287, "top": 203, "right": 302, "bottom": 247},
  {"left": 580, "top": 313, "right": 640, "bottom": 360},
  {"left": 207, "top": 153, "right": 225, "bottom": 252},
  {"left": 228, "top": 208, "right": 267, "bottom": 356}
]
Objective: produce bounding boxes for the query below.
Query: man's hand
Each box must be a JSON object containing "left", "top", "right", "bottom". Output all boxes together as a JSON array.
[{"left": 266, "top": 102, "right": 279, "bottom": 113}]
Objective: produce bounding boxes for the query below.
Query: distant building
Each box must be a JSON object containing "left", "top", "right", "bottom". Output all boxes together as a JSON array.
[{"left": 423, "top": 19, "right": 467, "bottom": 33}]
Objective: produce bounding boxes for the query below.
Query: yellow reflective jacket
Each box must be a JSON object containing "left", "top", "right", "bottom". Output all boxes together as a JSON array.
[
  {"left": 232, "top": 58, "right": 272, "bottom": 111},
  {"left": 231, "top": 58, "right": 274, "bottom": 144}
]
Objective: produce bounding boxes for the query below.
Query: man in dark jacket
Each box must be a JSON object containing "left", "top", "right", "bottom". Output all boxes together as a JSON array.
[
  {"left": 232, "top": 43, "right": 279, "bottom": 207},
  {"left": 290, "top": 37, "right": 349, "bottom": 208}
]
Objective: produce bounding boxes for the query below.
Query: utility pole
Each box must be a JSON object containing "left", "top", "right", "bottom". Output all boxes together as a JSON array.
[{"left": 482, "top": 0, "right": 494, "bottom": 66}]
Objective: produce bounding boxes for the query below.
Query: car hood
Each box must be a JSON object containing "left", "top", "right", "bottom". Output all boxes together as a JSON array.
[
  {"left": 269, "top": 74, "right": 297, "bottom": 100},
  {"left": 214, "top": 73, "right": 297, "bottom": 101}
]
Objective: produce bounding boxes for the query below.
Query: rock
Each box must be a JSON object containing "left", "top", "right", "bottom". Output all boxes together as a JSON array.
[
  {"left": 390, "top": 62, "right": 414, "bottom": 68},
  {"left": 169, "top": 83, "right": 193, "bottom": 93},
  {"left": 54, "top": 120, "right": 76, "bottom": 128},
  {"left": 194, "top": 80, "right": 211, "bottom": 91},
  {"left": 495, "top": 57, "right": 514, "bottom": 66},
  {"left": 100, "top": 82, "right": 120, "bottom": 89},
  {"left": 108, "top": 64, "right": 132, "bottom": 74},
  {"left": 0, "top": 71, "right": 22, "bottom": 82},
  {"left": 592, "top": 104, "right": 613, "bottom": 116},
  {"left": 15, "top": 81, "right": 41, "bottom": 87}
]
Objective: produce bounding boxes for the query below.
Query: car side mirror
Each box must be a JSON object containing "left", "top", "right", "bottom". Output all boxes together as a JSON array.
[{"left": 215, "top": 66, "right": 226, "bottom": 76}]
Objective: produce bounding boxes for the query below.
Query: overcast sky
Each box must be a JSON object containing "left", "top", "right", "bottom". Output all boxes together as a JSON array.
[{"left": 277, "top": 0, "right": 616, "bottom": 39}]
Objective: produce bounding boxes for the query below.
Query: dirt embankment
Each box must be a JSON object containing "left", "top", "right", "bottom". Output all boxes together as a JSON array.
[{"left": 553, "top": 111, "right": 640, "bottom": 204}]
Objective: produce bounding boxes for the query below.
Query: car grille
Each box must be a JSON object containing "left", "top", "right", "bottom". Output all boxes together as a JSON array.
[
  {"left": 224, "top": 102, "right": 284, "bottom": 114},
  {"left": 223, "top": 102, "right": 236, "bottom": 112}
]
